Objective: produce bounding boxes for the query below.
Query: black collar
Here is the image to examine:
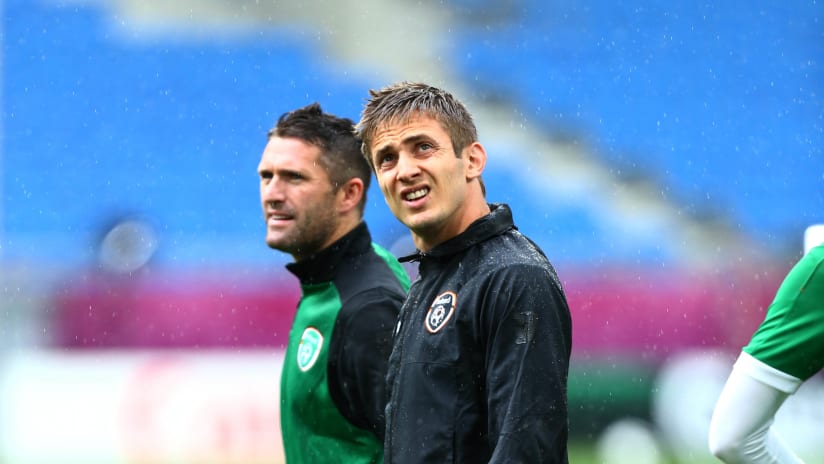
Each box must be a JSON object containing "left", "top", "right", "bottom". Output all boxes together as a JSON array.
[
  {"left": 285, "top": 221, "right": 372, "bottom": 285},
  {"left": 399, "top": 203, "right": 515, "bottom": 263}
]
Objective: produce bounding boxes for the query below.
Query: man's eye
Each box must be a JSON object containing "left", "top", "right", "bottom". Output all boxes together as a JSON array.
[
  {"left": 418, "top": 142, "right": 433, "bottom": 152},
  {"left": 378, "top": 153, "right": 396, "bottom": 165}
]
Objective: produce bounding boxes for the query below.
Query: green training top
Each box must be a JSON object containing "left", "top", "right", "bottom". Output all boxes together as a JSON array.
[
  {"left": 744, "top": 243, "right": 824, "bottom": 381},
  {"left": 280, "top": 223, "right": 410, "bottom": 464}
]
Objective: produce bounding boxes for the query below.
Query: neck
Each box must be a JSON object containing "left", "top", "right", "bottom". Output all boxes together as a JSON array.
[
  {"left": 413, "top": 195, "right": 490, "bottom": 252},
  {"left": 293, "top": 214, "right": 362, "bottom": 262}
]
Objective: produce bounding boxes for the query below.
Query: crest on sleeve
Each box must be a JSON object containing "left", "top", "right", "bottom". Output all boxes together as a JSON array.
[
  {"left": 297, "top": 327, "right": 323, "bottom": 372},
  {"left": 425, "top": 291, "right": 456, "bottom": 334}
]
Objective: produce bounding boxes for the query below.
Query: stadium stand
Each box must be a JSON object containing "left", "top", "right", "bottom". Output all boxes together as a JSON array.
[
  {"left": 3, "top": 1, "right": 400, "bottom": 266},
  {"left": 2, "top": 0, "right": 813, "bottom": 341},
  {"left": 449, "top": 0, "right": 823, "bottom": 250},
  {"left": 9, "top": 0, "right": 820, "bottom": 270},
  {"left": 4, "top": 0, "right": 818, "bottom": 346}
]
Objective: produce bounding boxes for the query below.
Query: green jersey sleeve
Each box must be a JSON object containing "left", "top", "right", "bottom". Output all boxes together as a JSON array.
[{"left": 743, "top": 244, "right": 824, "bottom": 381}]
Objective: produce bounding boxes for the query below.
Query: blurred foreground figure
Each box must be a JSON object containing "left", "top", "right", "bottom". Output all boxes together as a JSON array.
[
  {"left": 358, "top": 82, "right": 572, "bottom": 463},
  {"left": 709, "top": 226, "right": 824, "bottom": 463},
  {"left": 52, "top": 215, "right": 158, "bottom": 347},
  {"left": 258, "top": 103, "right": 410, "bottom": 463}
]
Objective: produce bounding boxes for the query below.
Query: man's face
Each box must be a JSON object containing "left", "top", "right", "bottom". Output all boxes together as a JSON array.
[
  {"left": 369, "top": 115, "right": 472, "bottom": 250},
  {"left": 258, "top": 136, "right": 339, "bottom": 261}
]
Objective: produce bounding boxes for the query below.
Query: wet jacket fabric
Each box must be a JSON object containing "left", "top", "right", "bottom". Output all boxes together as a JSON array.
[
  {"left": 385, "top": 204, "right": 572, "bottom": 464},
  {"left": 281, "top": 222, "right": 410, "bottom": 464}
]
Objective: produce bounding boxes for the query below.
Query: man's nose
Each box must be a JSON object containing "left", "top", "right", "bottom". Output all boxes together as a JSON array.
[
  {"left": 262, "top": 179, "right": 286, "bottom": 202},
  {"left": 396, "top": 153, "right": 421, "bottom": 182}
]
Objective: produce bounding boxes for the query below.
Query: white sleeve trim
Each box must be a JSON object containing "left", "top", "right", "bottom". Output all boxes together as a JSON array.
[{"left": 735, "top": 352, "right": 803, "bottom": 394}]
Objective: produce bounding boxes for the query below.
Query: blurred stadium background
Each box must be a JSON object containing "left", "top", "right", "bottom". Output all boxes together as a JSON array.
[{"left": 1, "top": 0, "right": 822, "bottom": 462}]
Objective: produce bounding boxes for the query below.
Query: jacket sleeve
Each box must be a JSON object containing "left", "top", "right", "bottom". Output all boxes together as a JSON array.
[
  {"left": 329, "top": 287, "right": 403, "bottom": 440},
  {"left": 482, "top": 263, "right": 572, "bottom": 463}
]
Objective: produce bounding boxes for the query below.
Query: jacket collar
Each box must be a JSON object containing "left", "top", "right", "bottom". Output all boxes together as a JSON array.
[
  {"left": 399, "top": 203, "right": 515, "bottom": 263},
  {"left": 286, "top": 221, "right": 372, "bottom": 285}
]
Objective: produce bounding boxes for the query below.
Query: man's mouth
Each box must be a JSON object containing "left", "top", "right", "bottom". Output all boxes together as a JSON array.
[
  {"left": 268, "top": 213, "right": 293, "bottom": 224},
  {"left": 404, "top": 188, "right": 429, "bottom": 201}
]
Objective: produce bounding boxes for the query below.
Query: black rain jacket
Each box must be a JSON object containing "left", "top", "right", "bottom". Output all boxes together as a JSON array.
[{"left": 384, "top": 204, "right": 572, "bottom": 463}]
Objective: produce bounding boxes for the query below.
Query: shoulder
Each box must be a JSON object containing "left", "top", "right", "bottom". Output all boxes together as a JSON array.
[
  {"left": 785, "top": 246, "right": 824, "bottom": 290},
  {"left": 473, "top": 229, "right": 560, "bottom": 286},
  {"left": 332, "top": 287, "right": 400, "bottom": 359},
  {"left": 478, "top": 228, "right": 550, "bottom": 264},
  {"left": 335, "top": 244, "right": 409, "bottom": 303}
]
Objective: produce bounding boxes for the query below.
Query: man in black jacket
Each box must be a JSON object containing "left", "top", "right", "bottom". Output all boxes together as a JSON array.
[{"left": 357, "top": 83, "right": 572, "bottom": 463}]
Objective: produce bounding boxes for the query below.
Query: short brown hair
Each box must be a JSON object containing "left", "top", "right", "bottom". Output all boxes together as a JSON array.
[{"left": 356, "top": 82, "right": 478, "bottom": 170}]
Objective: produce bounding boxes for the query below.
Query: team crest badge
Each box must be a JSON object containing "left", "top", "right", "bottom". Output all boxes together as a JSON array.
[
  {"left": 297, "top": 327, "right": 323, "bottom": 372},
  {"left": 425, "top": 291, "right": 456, "bottom": 334}
]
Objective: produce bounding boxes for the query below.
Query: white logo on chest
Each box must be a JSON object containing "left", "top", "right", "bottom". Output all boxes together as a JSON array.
[
  {"left": 425, "top": 291, "right": 457, "bottom": 334},
  {"left": 297, "top": 327, "right": 324, "bottom": 372}
]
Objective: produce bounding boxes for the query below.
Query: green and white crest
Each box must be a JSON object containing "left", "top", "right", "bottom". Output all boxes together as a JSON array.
[{"left": 297, "top": 327, "right": 324, "bottom": 372}]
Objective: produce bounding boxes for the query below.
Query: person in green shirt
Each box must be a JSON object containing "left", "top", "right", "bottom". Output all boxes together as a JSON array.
[
  {"left": 709, "top": 226, "right": 824, "bottom": 463},
  {"left": 257, "top": 103, "right": 410, "bottom": 463}
]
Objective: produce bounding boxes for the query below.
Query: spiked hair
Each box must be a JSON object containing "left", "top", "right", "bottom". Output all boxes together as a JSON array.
[
  {"left": 356, "top": 82, "right": 478, "bottom": 170},
  {"left": 269, "top": 102, "right": 370, "bottom": 213}
]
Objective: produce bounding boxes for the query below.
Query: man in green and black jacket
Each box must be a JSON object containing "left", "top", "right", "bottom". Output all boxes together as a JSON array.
[{"left": 257, "top": 103, "right": 410, "bottom": 463}]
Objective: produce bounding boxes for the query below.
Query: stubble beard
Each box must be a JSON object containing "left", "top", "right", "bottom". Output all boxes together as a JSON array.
[{"left": 269, "top": 210, "right": 339, "bottom": 261}]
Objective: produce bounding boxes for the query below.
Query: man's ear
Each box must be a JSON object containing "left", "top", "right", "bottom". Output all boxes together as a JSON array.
[
  {"left": 337, "top": 177, "right": 365, "bottom": 214},
  {"left": 464, "top": 142, "right": 487, "bottom": 181}
]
